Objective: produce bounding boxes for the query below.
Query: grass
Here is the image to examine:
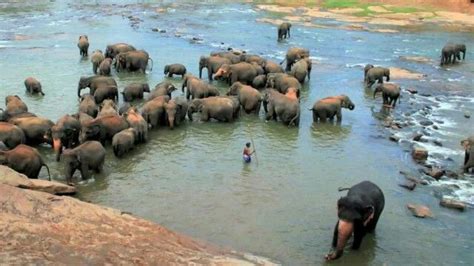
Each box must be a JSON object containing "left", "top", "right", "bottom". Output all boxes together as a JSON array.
[
  {"left": 386, "top": 6, "right": 420, "bottom": 13},
  {"left": 322, "top": 0, "right": 360, "bottom": 9}
]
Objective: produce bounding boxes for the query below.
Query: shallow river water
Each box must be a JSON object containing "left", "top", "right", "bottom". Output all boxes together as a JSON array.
[{"left": 0, "top": 1, "right": 473, "bottom": 265}]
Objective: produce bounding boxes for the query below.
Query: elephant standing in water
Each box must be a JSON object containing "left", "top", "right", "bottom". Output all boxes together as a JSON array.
[
  {"left": 326, "top": 181, "right": 385, "bottom": 261},
  {"left": 310, "top": 95, "right": 355, "bottom": 123},
  {"left": 91, "top": 50, "right": 105, "bottom": 74},
  {"left": 141, "top": 96, "right": 170, "bottom": 128},
  {"left": 112, "top": 128, "right": 137, "bottom": 158},
  {"left": 365, "top": 67, "right": 390, "bottom": 88},
  {"left": 266, "top": 73, "right": 301, "bottom": 97},
  {"left": 214, "top": 62, "right": 259, "bottom": 86},
  {"left": 373, "top": 83, "right": 401, "bottom": 108},
  {"left": 5, "top": 95, "right": 28, "bottom": 118},
  {"left": 278, "top": 22, "right": 292, "bottom": 41},
  {"left": 79, "top": 94, "right": 98, "bottom": 118},
  {"left": 62, "top": 141, "right": 105, "bottom": 184},
  {"left": 188, "top": 97, "right": 237, "bottom": 122},
  {"left": 164, "top": 97, "right": 188, "bottom": 129},
  {"left": 10, "top": 116, "right": 54, "bottom": 145},
  {"left": 148, "top": 81, "right": 176, "bottom": 100},
  {"left": 454, "top": 43, "right": 466, "bottom": 61},
  {"left": 80, "top": 115, "right": 129, "bottom": 145},
  {"left": 226, "top": 82, "right": 262, "bottom": 114},
  {"left": 124, "top": 107, "right": 148, "bottom": 142},
  {"left": 164, "top": 63, "right": 187, "bottom": 78},
  {"left": 290, "top": 58, "right": 311, "bottom": 83},
  {"left": 461, "top": 136, "right": 474, "bottom": 173},
  {"left": 115, "top": 50, "right": 153, "bottom": 73},
  {"left": 24, "top": 77, "right": 45, "bottom": 95},
  {"left": 0, "top": 144, "right": 51, "bottom": 180},
  {"left": 199, "top": 56, "right": 232, "bottom": 81},
  {"left": 263, "top": 89, "right": 300, "bottom": 127},
  {"left": 98, "top": 58, "right": 112, "bottom": 76},
  {"left": 48, "top": 114, "right": 81, "bottom": 161},
  {"left": 182, "top": 75, "right": 219, "bottom": 100},
  {"left": 0, "top": 122, "right": 25, "bottom": 148},
  {"left": 105, "top": 43, "right": 136, "bottom": 59},
  {"left": 281, "top": 47, "right": 310, "bottom": 72},
  {"left": 122, "top": 83, "right": 150, "bottom": 102},
  {"left": 77, "top": 35, "right": 89, "bottom": 57}
]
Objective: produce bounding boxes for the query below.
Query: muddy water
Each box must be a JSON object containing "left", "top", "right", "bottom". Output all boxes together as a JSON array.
[{"left": 1, "top": 1, "right": 473, "bottom": 265}]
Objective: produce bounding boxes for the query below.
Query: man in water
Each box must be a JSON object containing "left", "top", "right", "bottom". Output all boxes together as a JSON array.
[{"left": 243, "top": 142, "right": 255, "bottom": 163}]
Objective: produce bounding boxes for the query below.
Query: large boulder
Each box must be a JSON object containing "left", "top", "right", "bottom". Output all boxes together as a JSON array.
[
  {"left": 0, "top": 184, "right": 275, "bottom": 265},
  {"left": 0, "top": 166, "right": 76, "bottom": 195}
]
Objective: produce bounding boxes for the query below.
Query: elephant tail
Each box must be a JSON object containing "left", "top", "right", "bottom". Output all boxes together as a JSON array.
[
  {"left": 42, "top": 163, "right": 51, "bottom": 181},
  {"left": 148, "top": 58, "right": 154, "bottom": 71}
]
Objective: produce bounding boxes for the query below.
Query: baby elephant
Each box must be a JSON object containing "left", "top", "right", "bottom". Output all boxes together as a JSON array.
[
  {"left": 62, "top": 140, "right": 105, "bottom": 184},
  {"left": 121, "top": 83, "right": 150, "bottom": 102},
  {"left": 164, "top": 64, "right": 187, "bottom": 78},
  {"left": 24, "top": 77, "right": 45, "bottom": 95},
  {"left": 373, "top": 83, "right": 401, "bottom": 108},
  {"left": 77, "top": 35, "right": 89, "bottom": 57},
  {"left": 112, "top": 128, "right": 137, "bottom": 158},
  {"left": 461, "top": 136, "right": 474, "bottom": 173},
  {"left": 325, "top": 181, "right": 385, "bottom": 261}
]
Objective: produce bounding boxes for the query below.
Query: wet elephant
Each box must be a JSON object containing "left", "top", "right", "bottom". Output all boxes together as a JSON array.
[
  {"left": 266, "top": 73, "right": 301, "bottom": 97},
  {"left": 164, "top": 63, "right": 187, "bottom": 78},
  {"left": 263, "top": 89, "right": 300, "bottom": 127},
  {"left": 24, "top": 77, "right": 45, "bottom": 95},
  {"left": 454, "top": 43, "right": 466, "bottom": 61},
  {"left": 289, "top": 58, "right": 311, "bottom": 83},
  {"left": 48, "top": 114, "right": 81, "bottom": 161},
  {"left": 124, "top": 107, "right": 148, "bottom": 142},
  {"left": 91, "top": 49, "right": 105, "bottom": 74},
  {"left": 281, "top": 47, "right": 310, "bottom": 72},
  {"left": 182, "top": 75, "right": 219, "bottom": 100},
  {"left": 105, "top": 43, "right": 136, "bottom": 59},
  {"left": 210, "top": 51, "right": 242, "bottom": 64},
  {"left": 5, "top": 95, "right": 28, "bottom": 118},
  {"left": 122, "top": 83, "right": 150, "bottom": 102},
  {"left": 118, "top": 102, "right": 132, "bottom": 115},
  {"left": 373, "top": 83, "right": 401, "bottom": 108},
  {"left": 141, "top": 95, "right": 170, "bottom": 129},
  {"left": 441, "top": 43, "right": 457, "bottom": 65},
  {"left": 199, "top": 56, "right": 232, "bottom": 81},
  {"left": 325, "top": 181, "right": 385, "bottom": 261},
  {"left": 98, "top": 58, "right": 112, "bottom": 76},
  {"left": 94, "top": 84, "right": 119, "bottom": 104},
  {"left": 164, "top": 97, "right": 188, "bottom": 129},
  {"left": 310, "top": 95, "right": 355, "bottom": 123},
  {"left": 252, "top": 75, "right": 267, "bottom": 90},
  {"left": 0, "top": 122, "right": 25, "bottom": 148},
  {"left": 79, "top": 94, "right": 98, "bottom": 118},
  {"left": 461, "top": 136, "right": 474, "bottom": 173},
  {"left": 365, "top": 67, "right": 390, "bottom": 88},
  {"left": 278, "top": 22, "right": 291, "bottom": 41},
  {"left": 226, "top": 82, "right": 262, "bottom": 114},
  {"left": 77, "top": 75, "right": 117, "bottom": 98},
  {"left": 242, "top": 54, "right": 266, "bottom": 66},
  {"left": 98, "top": 99, "right": 118, "bottom": 117},
  {"left": 263, "top": 60, "right": 284, "bottom": 74},
  {"left": 188, "top": 97, "right": 237, "bottom": 122},
  {"left": 148, "top": 81, "right": 176, "bottom": 100},
  {"left": 363, "top": 64, "right": 374, "bottom": 83},
  {"left": 214, "top": 62, "right": 258, "bottom": 86},
  {"left": 77, "top": 35, "right": 89, "bottom": 57},
  {"left": 112, "top": 128, "right": 137, "bottom": 158},
  {"left": 115, "top": 50, "right": 153, "bottom": 73},
  {"left": 0, "top": 144, "right": 50, "bottom": 180},
  {"left": 80, "top": 115, "right": 129, "bottom": 145},
  {"left": 10, "top": 116, "right": 54, "bottom": 145},
  {"left": 62, "top": 140, "right": 105, "bottom": 184}
]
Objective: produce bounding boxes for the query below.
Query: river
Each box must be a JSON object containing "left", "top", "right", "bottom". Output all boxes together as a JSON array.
[{"left": 0, "top": 1, "right": 473, "bottom": 265}]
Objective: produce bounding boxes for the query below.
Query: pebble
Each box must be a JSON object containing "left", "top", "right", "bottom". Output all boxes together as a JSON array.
[
  {"left": 407, "top": 204, "right": 434, "bottom": 218},
  {"left": 464, "top": 112, "right": 471, "bottom": 119}
]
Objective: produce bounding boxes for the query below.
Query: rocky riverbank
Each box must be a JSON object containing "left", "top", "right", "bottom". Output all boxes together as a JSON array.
[{"left": 0, "top": 166, "right": 276, "bottom": 265}]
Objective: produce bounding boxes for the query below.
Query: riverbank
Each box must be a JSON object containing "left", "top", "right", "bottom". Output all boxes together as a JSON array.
[{"left": 0, "top": 166, "right": 275, "bottom": 265}]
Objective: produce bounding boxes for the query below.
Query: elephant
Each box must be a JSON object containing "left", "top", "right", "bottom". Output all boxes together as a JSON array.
[
  {"left": 105, "top": 43, "right": 136, "bottom": 59},
  {"left": 24, "top": 77, "right": 45, "bottom": 95},
  {"left": 77, "top": 75, "right": 117, "bottom": 99},
  {"left": 5, "top": 95, "right": 28, "bottom": 118},
  {"left": 62, "top": 140, "right": 105, "bottom": 183},
  {"left": 48, "top": 114, "right": 81, "bottom": 162},
  {"left": 242, "top": 54, "right": 266, "bottom": 66},
  {"left": 80, "top": 115, "right": 129, "bottom": 145},
  {"left": 91, "top": 49, "right": 105, "bottom": 74},
  {"left": 141, "top": 95, "right": 170, "bottom": 128},
  {"left": 124, "top": 107, "right": 148, "bottom": 142},
  {"left": 182, "top": 75, "right": 219, "bottom": 100},
  {"left": 285, "top": 87, "right": 298, "bottom": 101},
  {"left": 263, "top": 89, "right": 300, "bottom": 126},
  {"left": 164, "top": 63, "right": 187, "bottom": 78},
  {"left": 73, "top": 112, "right": 94, "bottom": 127},
  {"left": 118, "top": 102, "right": 132, "bottom": 115},
  {"left": 461, "top": 136, "right": 474, "bottom": 173},
  {"left": 98, "top": 99, "right": 118, "bottom": 117},
  {"left": 199, "top": 56, "right": 232, "bottom": 81},
  {"left": 278, "top": 22, "right": 291, "bottom": 41},
  {"left": 115, "top": 50, "right": 153, "bottom": 73},
  {"left": 112, "top": 128, "right": 137, "bottom": 158},
  {"left": 310, "top": 95, "right": 355, "bottom": 123},
  {"left": 164, "top": 97, "right": 188, "bottom": 129},
  {"left": 226, "top": 82, "right": 262, "bottom": 114},
  {"left": 251, "top": 62, "right": 265, "bottom": 76},
  {"left": 148, "top": 81, "right": 176, "bottom": 100},
  {"left": 210, "top": 51, "right": 243, "bottom": 64},
  {"left": 325, "top": 181, "right": 385, "bottom": 261},
  {"left": 214, "top": 62, "right": 259, "bottom": 86},
  {"left": 94, "top": 84, "right": 119, "bottom": 104},
  {"left": 122, "top": 83, "right": 150, "bottom": 102},
  {"left": 79, "top": 94, "right": 98, "bottom": 118},
  {"left": 365, "top": 67, "right": 390, "bottom": 88},
  {"left": 98, "top": 58, "right": 112, "bottom": 76},
  {"left": 263, "top": 60, "right": 284, "bottom": 74},
  {"left": 266, "top": 73, "right": 301, "bottom": 97},
  {"left": 454, "top": 43, "right": 466, "bottom": 61},
  {"left": 0, "top": 122, "right": 25, "bottom": 148},
  {"left": 0, "top": 144, "right": 51, "bottom": 180},
  {"left": 10, "top": 116, "right": 54, "bottom": 145},
  {"left": 373, "top": 83, "right": 401, "bottom": 108},
  {"left": 363, "top": 64, "right": 374, "bottom": 83},
  {"left": 252, "top": 75, "right": 267, "bottom": 90},
  {"left": 224, "top": 95, "right": 241, "bottom": 119},
  {"left": 77, "top": 35, "right": 89, "bottom": 57},
  {"left": 188, "top": 97, "right": 237, "bottom": 122},
  {"left": 281, "top": 47, "right": 310, "bottom": 71},
  {"left": 289, "top": 58, "right": 312, "bottom": 83},
  {"left": 440, "top": 43, "right": 458, "bottom": 65}
]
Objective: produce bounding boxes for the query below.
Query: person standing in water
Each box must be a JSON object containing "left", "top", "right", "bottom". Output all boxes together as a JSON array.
[{"left": 243, "top": 142, "right": 255, "bottom": 163}]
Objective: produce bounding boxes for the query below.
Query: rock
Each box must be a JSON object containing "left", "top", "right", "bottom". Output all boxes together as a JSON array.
[
  {"left": 389, "top": 135, "right": 400, "bottom": 142},
  {"left": 0, "top": 166, "right": 76, "bottom": 195},
  {"left": 0, "top": 184, "right": 275, "bottom": 265},
  {"left": 407, "top": 204, "right": 434, "bottom": 218},
  {"left": 440, "top": 198, "right": 466, "bottom": 211},
  {"left": 159, "top": 29, "right": 166, "bottom": 33},
  {"left": 152, "top": 28, "right": 158, "bottom": 32},
  {"left": 433, "top": 140, "right": 443, "bottom": 147},
  {"left": 413, "top": 133, "right": 423, "bottom": 141},
  {"left": 406, "top": 88, "right": 418, "bottom": 94},
  {"left": 412, "top": 147, "right": 428, "bottom": 161},
  {"left": 399, "top": 171, "right": 429, "bottom": 185},
  {"left": 464, "top": 112, "right": 471, "bottom": 119},
  {"left": 419, "top": 120, "right": 434, "bottom": 126},
  {"left": 423, "top": 167, "right": 445, "bottom": 180},
  {"left": 432, "top": 125, "right": 439, "bottom": 130},
  {"left": 399, "top": 181, "right": 416, "bottom": 191},
  {"left": 152, "top": 28, "right": 166, "bottom": 33}
]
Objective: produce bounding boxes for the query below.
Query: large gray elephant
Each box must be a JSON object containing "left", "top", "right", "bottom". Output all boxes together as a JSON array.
[
  {"left": 164, "top": 63, "right": 187, "bottom": 78},
  {"left": 0, "top": 122, "right": 25, "bottom": 148},
  {"left": 77, "top": 75, "right": 117, "bottom": 98},
  {"left": 80, "top": 115, "right": 129, "bottom": 145},
  {"left": 214, "top": 62, "right": 259, "bottom": 86},
  {"left": 210, "top": 51, "right": 242, "bottom": 64},
  {"left": 124, "top": 107, "right": 148, "bottom": 142},
  {"left": 373, "top": 83, "right": 401, "bottom": 108},
  {"left": 141, "top": 95, "right": 170, "bottom": 128},
  {"left": 115, "top": 50, "right": 153, "bottom": 73},
  {"left": 252, "top": 75, "right": 267, "bottom": 90},
  {"left": 24, "top": 77, "right": 45, "bottom": 95},
  {"left": 105, "top": 43, "right": 136, "bottom": 59},
  {"left": 112, "top": 128, "right": 137, "bottom": 158},
  {"left": 48, "top": 114, "right": 81, "bottom": 161},
  {"left": 0, "top": 144, "right": 50, "bottom": 180},
  {"left": 461, "top": 136, "right": 474, "bottom": 173},
  {"left": 10, "top": 116, "right": 54, "bottom": 145},
  {"left": 266, "top": 73, "right": 301, "bottom": 97},
  {"left": 365, "top": 67, "right": 390, "bottom": 88},
  {"left": 122, "top": 83, "right": 150, "bottom": 102},
  {"left": 263, "top": 89, "right": 300, "bottom": 126},
  {"left": 188, "top": 97, "right": 237, "bottom": 122},
  {"left": 79, "top": 94, "right": 98, "bottom": 118},
  {"left": 310, "top": 95, "right": 355, "bottom": 123},
  {"left": 278, "top": 22, "right": 291, "bottom": 41},
  {"left": 91, "top": 49, "right": 105, "bottom": 74},
  {"left": 242, "top": 54, "right": 266, "bottom": 66},
  {"left": 226, "top": 82, "right": 262, "bottom": 114},
  {"left": 77, "top": 35, "right": 89, "bottom": 57},
  {"left": 62, "top": 140, "right": 105, "bottom": 184},
  {"left": 93, "top": 84, "right": 119, "bottom": 104},
  {"left": 5, "top": 95, "right": 28, "bottom": 118},
  {"left": 281, "top": 47, "right": 310, "bottom": 71},
  {"left": 164, "top": 97, "right": 188, "bottom": 129},
  {"left": 148, "top": 81, "right": 176, "bottom": 100},
  {"left": 199, "top": 55, "right": 232, "bottom": 81},
  {"left": 263, "top": 60, "right": 284, "bottom": 74},
  {"left": 289, "top": 58, "right": 311, "bottom": 83},
  {"left": 182, "top": 75, "right": 219, "bottom": 100}
]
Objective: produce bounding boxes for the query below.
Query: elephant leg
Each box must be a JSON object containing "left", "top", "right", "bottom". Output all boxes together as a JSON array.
[
  {"left": 332, "top": 220, "right": 339, "bottom": 248},
  {"left": 200, "top": 109, "right": 209, "bottom": 122},
  {"left": 80, "top": 164, "right": 90, "bottom": 180},
  {"left": 336, "top": 109, "right": 342, "bottom": 122},
  {"left": 265, "top": 103, "right": 275, "bottom": 121},
  {"left": 367, "top": 79, "right": 375, "bottom": 88},
  {"left": 319, "top": 110, "right": 328, "bottom": 123},
  {"left": 208, "top": 67, "right": 213, "bottom": 81},
  {"left": 377, "top": 77, "right": 383, "bottom": 84},
  {"left": 352, "top": 223, "right": 365, "bottom": 250}
]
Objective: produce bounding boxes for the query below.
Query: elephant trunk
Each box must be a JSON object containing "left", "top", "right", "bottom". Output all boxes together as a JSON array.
[
  {"left": 77, "top": 86, "right": 83, "bottom": 98},
  {"left": 334, "top": 219, "right": 353, "bottom": 259},
  {"left": 53, "top": 138, "right": 62, "bottom": 162},
  {"left": 168, "top": 118, "right": 175, "bottom": 129},
  {"left": 199, "top": 66, "right": 203, "bottom": 79}
]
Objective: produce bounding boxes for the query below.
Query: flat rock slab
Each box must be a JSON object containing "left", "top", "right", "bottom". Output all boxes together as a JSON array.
[
  {"left": 390, "top": 67, "right": 426, "bottom": 80},
  {"left": 0, "top": 166, "right": 75, "bottom": 195},
  {"left": 0, "top": 184, "right": 275, "bottom": 265},
  {"left": 407, "top": 204, "right": 434, "bottom": 218},
  {"left": 399, "top": 56, "right": 432, "bottom": 63},
  {"left": 440, "top": 198, "right": 466, "bottom": 211}
]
